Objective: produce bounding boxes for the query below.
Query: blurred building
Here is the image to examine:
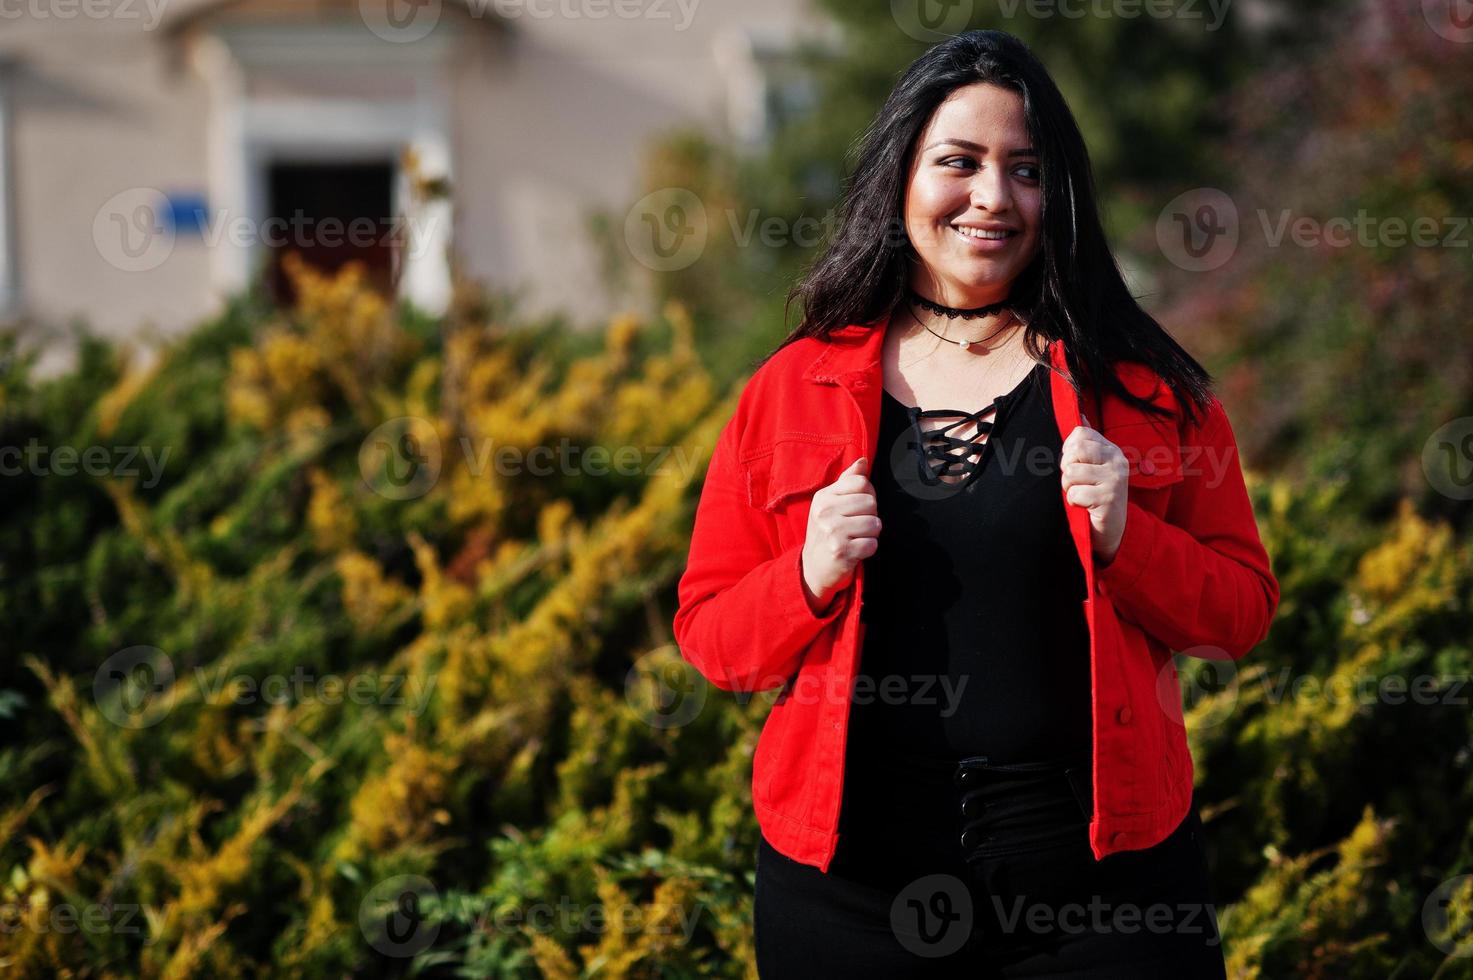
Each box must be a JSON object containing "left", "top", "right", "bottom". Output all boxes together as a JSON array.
[{"left": 0, "top": 0, "right": 834, "bottom": 368}]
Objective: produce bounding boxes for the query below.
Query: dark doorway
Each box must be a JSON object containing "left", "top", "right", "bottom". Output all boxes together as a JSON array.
[{"left": 264, "top": 161, "right": 397, "bottom": 308}]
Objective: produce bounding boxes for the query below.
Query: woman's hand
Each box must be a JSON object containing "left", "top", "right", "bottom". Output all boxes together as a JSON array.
[
  {"left": 800, "top": 456, "right": 881, "bottom": 614},
  {"left": 1060, "top": 418, "right": 1129, "bottom": 566}
]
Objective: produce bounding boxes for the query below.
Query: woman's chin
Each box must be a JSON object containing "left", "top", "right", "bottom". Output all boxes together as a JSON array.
[{"left": 936, "top": 261, "right": 1016, "bottom": 291}]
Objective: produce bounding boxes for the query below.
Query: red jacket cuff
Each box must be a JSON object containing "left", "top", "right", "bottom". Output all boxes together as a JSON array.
[
  {"left": 1096, "top": 500, "right": 1158, "bottom": 595},
  {"left": 781, "top": 543, "right": 848, "bottom": 628}
]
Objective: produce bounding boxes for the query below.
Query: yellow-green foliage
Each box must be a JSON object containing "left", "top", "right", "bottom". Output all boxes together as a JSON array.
[
  {"left": 336, "top": 727, "right": 455, "bottom": 861},
  {"left": 0, "top": 257, "right": 753, "bottom": 977},
  {"left": 1224, "top": 806, "right": 1396, "bottom": 978}
]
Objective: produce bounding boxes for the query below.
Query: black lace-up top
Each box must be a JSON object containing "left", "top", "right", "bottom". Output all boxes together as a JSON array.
[
  {"left": 846, "top": 359, "right": 1093, "bottom": 765},
  {"left": 893, "top": 377, "right": 1012, "bottom": 491}
]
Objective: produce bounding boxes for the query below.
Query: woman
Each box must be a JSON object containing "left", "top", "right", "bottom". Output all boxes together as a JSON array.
[{"left": 672, "top": 29, "right": 1279, "bottom": 977}]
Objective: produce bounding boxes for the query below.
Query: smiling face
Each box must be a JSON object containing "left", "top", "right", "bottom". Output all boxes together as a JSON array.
[{"left": 902, "top": 81, "right": 1043, "bottom": 307}]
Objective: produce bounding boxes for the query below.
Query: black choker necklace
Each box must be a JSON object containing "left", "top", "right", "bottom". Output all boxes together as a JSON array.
[{"left": 907, "top": 287, "right": 1010, "bottom": 320}]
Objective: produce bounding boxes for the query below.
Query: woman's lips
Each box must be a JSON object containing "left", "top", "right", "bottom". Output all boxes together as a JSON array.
[{"left": 951, "top": 225, "right": 1017, "bottom": 251}]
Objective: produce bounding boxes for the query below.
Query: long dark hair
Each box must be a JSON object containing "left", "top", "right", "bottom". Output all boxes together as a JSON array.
[{"left": 768, "top": 29, "right": 1212, "bottom": 426}]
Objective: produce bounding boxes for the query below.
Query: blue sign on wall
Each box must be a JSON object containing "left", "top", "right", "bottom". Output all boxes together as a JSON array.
[{"left": 163, "top": 193, "right": 210, "bottom": 237}]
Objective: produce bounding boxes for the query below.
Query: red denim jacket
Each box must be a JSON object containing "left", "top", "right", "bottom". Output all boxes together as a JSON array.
[{"left": 673, "top": 316, "right": 1280, "bottom": 871}]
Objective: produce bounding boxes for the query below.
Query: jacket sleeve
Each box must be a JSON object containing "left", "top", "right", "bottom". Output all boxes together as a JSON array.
[
  {"left": 1095, "top": 395, "right": 1280, "bottom": 660},
  {"left": 673, "top": 411, "right": 848, "bottom": 692}
]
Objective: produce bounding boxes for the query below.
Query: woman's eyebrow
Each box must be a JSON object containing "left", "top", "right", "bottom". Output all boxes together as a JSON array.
[{"left": 923, "top": 138, "right": 1037, "bottom": 156}]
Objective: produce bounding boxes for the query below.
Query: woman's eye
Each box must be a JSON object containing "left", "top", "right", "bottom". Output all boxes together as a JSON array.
[{"left": 940, "top": 157, "right": 1039, "bottom": 181}]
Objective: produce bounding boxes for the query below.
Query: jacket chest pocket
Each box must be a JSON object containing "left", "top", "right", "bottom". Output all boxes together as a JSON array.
[
  {"left": 1109, "top": 419, "right": 1184, "bottom": 517},
  {"left": 739, "top": 436, "right": 850, "bottom": 550}
]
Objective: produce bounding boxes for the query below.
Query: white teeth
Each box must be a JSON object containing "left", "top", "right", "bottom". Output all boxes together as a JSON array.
[{"left": 953, "top": 226, "right": 1012, "bottom": 240}]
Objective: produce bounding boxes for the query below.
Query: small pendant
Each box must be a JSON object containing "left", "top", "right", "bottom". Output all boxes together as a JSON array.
[{"left": 959, "top": 339, "right": 971, "bottom": 351}]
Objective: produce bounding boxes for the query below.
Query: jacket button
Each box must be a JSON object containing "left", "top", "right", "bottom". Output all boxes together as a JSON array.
[
  {"left": 1116, "top": 706, "right": 1133, "bottom": 724},
  {"left": 960, "top": 829, "right": 984, "bottom": 851},
  {"left": 832, "top": 721, "right": 841, "bottom": 732},
  {"left": 954, "top": 768, "right": 981, "bottom": 789},
  {"left": 961, "top": 796, "right": 985, "bottom": 818},
  {"left": 1111, "top": 831, "right": 1126, "bottom": 846},
  {"left": 1140, "top": 458, "right": 1157, "bottom": 475}
]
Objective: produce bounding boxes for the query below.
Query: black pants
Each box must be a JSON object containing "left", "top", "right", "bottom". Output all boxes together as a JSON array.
[{"left": 754, "top": 743, "right": 1228, "bottom": 978}]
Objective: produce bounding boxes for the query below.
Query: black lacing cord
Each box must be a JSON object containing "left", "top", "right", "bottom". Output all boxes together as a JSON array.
[{"left": 902, "top": 397, "right": 1009, "bottom": 487}]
